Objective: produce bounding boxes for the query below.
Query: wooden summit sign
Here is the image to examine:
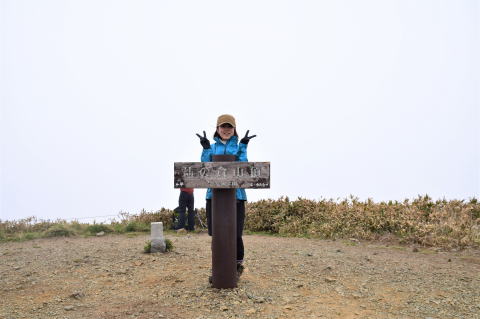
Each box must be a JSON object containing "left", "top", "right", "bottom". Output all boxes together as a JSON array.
[
  {"left": 174, "top": 162, "right": 270, "bottom": 189},
  {"left": 174, "top": 156, "right": 270, "bottom": 289}
]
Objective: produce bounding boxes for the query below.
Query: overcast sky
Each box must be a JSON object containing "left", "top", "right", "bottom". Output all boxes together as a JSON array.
[{"left": 1, "top": 0, "right": 479, "bottom": 222}]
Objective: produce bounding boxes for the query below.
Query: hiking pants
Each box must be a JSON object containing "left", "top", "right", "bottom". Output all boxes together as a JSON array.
[
  {"left": 177, "top": 191, "right": 195, "bottom": 230},
  {"left": 206, "top": 199, "right": 245, "bottom": 263}
]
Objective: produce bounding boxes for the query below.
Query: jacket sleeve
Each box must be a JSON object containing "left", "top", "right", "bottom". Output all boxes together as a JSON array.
[
  {"left": 237, "top": 143, "right": 248, "bottom": 162},
  {"left": 201, "top": 146, "right": 213, "bottom": 162}
]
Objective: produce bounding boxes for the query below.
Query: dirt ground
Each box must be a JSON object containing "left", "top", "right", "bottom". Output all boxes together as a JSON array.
[{"left": 1, "top": 232, "right": 479, "bottom": 319}]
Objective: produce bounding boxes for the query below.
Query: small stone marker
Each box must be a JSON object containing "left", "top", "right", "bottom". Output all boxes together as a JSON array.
[{"left": 150, "top": 222, "right": 166, "bottom": 253}]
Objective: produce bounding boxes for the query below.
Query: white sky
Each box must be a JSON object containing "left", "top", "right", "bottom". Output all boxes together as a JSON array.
[{"left": 1, "top": 0, "right": 479, "bottom": 222}]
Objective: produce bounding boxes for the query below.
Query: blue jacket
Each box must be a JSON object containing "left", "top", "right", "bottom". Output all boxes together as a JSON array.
[{"left": 201, "top": 136, "right": 248, "bottom": 200}]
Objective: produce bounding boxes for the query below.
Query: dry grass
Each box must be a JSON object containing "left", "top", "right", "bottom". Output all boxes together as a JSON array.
[
  {"left": 245, "top": 195, "right": 480, "bottom": 248},
  {"left": 1, "top": 196, "right": 478, "bottom": 249}
]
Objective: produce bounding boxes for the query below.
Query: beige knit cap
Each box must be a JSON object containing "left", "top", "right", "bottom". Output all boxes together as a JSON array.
[{"left": 216, "top": 114, "right": 236, "bottom": 128}]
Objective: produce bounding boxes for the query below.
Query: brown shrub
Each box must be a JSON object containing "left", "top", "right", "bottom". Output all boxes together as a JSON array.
[{"left": 245, "top": 195, "right": 479, "bottom": 249}]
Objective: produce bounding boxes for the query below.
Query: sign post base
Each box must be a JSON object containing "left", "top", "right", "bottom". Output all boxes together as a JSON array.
[{"left": 211, "top": 155, "right": 237, "bottom": 289}]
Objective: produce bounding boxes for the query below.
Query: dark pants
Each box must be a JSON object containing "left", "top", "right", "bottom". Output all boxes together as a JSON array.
[
  {"left": 206, "top": 199, "right": 245, "bottom": 263},
  {"left": 175, "top": 191, "right": 195, "bottom": 231}
]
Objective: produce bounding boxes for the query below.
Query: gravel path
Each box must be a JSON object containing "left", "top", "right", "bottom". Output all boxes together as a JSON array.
[{"left": 1, "top": 233, "right": 479, "bottom": 319}]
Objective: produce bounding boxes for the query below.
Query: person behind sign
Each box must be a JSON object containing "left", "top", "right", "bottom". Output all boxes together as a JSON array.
[
  {"left": 196, "top": 114, "right": 256, "bottom": 280},
  {"left": 173, "top": 188, "right": 195, "bottom": 232}
]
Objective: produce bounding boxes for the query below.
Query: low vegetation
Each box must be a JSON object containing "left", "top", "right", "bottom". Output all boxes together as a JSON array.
[
  {"left": 143, "top": 238, "right": 174, "bottom": 253},
  {"left": 1, "top": 196, "right": 478, "bottom": 249},
  {"left": 246, "top": 196, "right": 479, "bottom": 248}
]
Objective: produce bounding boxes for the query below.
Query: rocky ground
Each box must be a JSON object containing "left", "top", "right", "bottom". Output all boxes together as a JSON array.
[{"left": 1, "top": 232, "right": 479, "bottom": 319}]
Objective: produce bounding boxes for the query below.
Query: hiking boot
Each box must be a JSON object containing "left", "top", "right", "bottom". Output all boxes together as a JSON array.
[
  {"left": 208, "top": 264, "right": 244, "bottom": 286},
  {"left": 236, "top": 263, "right": 244, "bottom": 279}
]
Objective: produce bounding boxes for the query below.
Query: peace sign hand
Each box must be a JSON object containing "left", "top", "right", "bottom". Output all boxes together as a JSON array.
[
  {"left": 240, "top": 130, "right": 256, "bottom": 145},
  {"left": 196, "top": 131, "right": 211, "bottom": 149}
]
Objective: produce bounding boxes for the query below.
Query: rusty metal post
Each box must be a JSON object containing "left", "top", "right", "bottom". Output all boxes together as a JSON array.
[{"left": 211, "top": 154, "right": 237, "bottom": 288}]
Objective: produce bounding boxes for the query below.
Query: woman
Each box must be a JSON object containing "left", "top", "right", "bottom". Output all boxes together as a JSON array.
[{"left": 196, "top": 114, "right": 256, "bottom": 279}]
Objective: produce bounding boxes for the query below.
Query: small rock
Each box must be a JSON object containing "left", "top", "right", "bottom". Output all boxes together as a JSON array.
[
  {"left": 245, "top": 308, "right": 256, "bottom": 314},
  {"left": 64, "top": 306, "right": 74, "bottom": 311},
  {"left": 325, "top": 277, "right": 337, "bottom": 283},
  {"left": 70, "top": 291, "right": 85, "bottom": 299},
  {"left": 96, "top": 231, "right": 105, "bottom": 237}
]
